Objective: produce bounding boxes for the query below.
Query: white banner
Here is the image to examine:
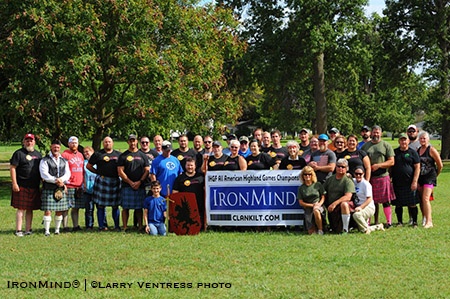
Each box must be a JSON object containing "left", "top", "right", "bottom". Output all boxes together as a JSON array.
[{"left": 205, "top": 170, "right": 304, "bottom": 226}]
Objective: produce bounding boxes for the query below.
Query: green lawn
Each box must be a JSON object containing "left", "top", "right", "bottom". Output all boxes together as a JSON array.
[{"left": 0, "top": 161, "right": 449, "bottom": 298}]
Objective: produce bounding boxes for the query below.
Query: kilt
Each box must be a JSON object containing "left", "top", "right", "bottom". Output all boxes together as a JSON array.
[
  {"left": 92, "top": 176, "right": 121, "bottom": 207},
  {"left": 11, "top": 187, "right": 41, "bottom": 210},
  {"left": 120, "top": 186, "right": 145, "bottom": 209},
  {"left": 67, "top": 188, "right": 85, "bottom": 209},
  {"left": 393, "top": 185, "right": 420, "bottom": 206},
  {"left": 41, "top": 189, "right": 70, "bottom": 211},
  {"left": 370, "top": 176, "right": 395, "bottom": 204}
]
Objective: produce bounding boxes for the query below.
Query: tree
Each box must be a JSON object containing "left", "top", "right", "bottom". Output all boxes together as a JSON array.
[
  {"left": 0, "top": 0, "right": 245, "bottom": 149},
  {"left": 384, "top": 0, "right": 450, "bottom": 158}
]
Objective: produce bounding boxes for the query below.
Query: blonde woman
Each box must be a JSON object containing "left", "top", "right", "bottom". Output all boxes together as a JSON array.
[{"left": 297, "top": 166, "right": 325, "bottom": 235}]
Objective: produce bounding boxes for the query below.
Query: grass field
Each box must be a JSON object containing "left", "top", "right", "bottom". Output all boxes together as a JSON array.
[{"left": 0, "top": 151, "right": 449, "bottom": 299}]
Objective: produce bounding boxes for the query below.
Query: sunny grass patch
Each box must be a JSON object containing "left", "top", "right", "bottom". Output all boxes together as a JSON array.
[{"left": 0, "top": 164, "right": 449, "bottom": 298}]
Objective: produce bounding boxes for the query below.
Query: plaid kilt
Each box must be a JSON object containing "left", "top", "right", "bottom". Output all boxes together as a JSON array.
[
  {"left": 370, "top": 176, "right": 395, "bottom": 204},
  {"left": 120, "top": 186, "right": 145, "bottom": 209},
  {"left": 11, "top": 187, "right": 41, "bottom": 210},
  {"left": 66, "top": 188, "right": 85, "bottom": 209},
  {"left": 92, "top": 176, "right": 121, "bottom": 207},
  {"left": 393, "top": 185, "right": 420, "bottom": 206},
  {"left": 40, "top": 189, "right": 70, "bottom": 211}
]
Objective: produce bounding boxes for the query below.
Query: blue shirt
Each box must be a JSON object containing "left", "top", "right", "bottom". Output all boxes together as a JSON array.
[
  {"left": 143, "top": 196, "right": 166, "bottom": 224},
  {"left": 84, "top": 160, "right": 96, "bottom": 194},
  {"left": 150, "top": 154, "right": 183, "bottom": 197}
]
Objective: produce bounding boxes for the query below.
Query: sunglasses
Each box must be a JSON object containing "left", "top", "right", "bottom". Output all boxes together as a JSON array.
[
  {"left": 354, "top": 172, "right": 364, "bottom": 176},
  {"left": 141, "top": 141, "right": 149, "bottom": 144},
  {"left": 204, "top": 141, "right": 212, "bottom": 144},
  {"left": 303, "top": 173, "right": 312, "bottom": 176},
  {"left": 230, "top": 146, "right": 239, "bottom": 149},
  {"left": 336, "top": 165, "right": 346, "bottom": 169}
]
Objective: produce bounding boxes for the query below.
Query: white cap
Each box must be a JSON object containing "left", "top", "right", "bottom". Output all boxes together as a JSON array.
[{"left": 68, "top": 136, "right": 79, "bottom": 143}]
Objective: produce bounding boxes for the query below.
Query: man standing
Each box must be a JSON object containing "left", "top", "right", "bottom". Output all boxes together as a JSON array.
[
  {"left": 171, "top": 134, "right": 202, "bottom": 172},
  {"left": 252, "top": 128, "right": 263, "bottom": 143},
  {"left": 10, "top": 133, "right": 42, "bottom": 236},
  {"left": 199, "top": 135, "right": 213, "bottom": 156},
  {"left": 117, "top": 134, "right": 150, "bottom": 231},
  {"left": 362, "top": 125, "right": 395, "bottom": 227},
  {"left": 323, "top": 159, "right": 355, "bottom": 233},
  {"left": 357, "top": 125, "right": 371, "bottom": 150},
  {"left": 238, "top": 136, "right": 251, "bottom": 158},
  {"left": 87, "top": 136, "right": 122, "bottom": 231},
  {"left": 268, "top": 129, "right": 289, "bottom": 167},
  {"left": 151, "top": 141, "right": 183, "bottom": 197},
  {"left": 298, "top": 128, "right": 311, "bottom": 155},
  {"left": 328, "top": 128, "right": 340, "bottom": 151},
  {"left": 261, "top": 131, "right": 272, "bottom": 153},
  {"left": 62, "top": 136, "right": 85, "bottom": 232},
  {"left": 391, "top": 133, "right": 420, "bottom": 227},
  {"left": 193, "top": 135, "right": 204, "bottom": 153},
  {"left": 40, "top": 139, "right": 71, "bottom": 236},
  {"left": 407, "top": 124, "right": 420, "bottom": 150},
  {"left": 153, "top": 135, "right": 164, "bottom": 155},
  {"left": 173, "top": 157, "right": 206, "bottom": 229},
  {"left": 309, "top": 134, "right": 336, "bottom": 183}
]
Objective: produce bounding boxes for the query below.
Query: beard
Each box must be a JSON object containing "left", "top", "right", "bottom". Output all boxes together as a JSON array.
[
  {"left": 372, "top": 136, "right": 380, "bottom": 142},
  {"left": 319, "top": 144, "right": 327, "bottom": 151},
  {"left": 25, "top": 145, "right": 34, "bottom": 152}
]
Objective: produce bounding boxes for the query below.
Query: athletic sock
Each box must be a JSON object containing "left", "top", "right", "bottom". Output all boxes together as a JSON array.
[
  {"left": 63, "top": 210, "right": 69, "bottom": 228},
  {"left": 383, "top": 205, "right": 392, "bottom": 225},
  {"left": 55, "top": 215, "right": 63, "bottom": 233},
  {"left": 97, "top": 207, "right": 106, "bottom": 229},
  {"left": 409, "top": 206, "right": 418, "bottom": 224},
  {"left": 342, "top": 214, "right": 350, "bottom": 232},
  {"left": 43, "top": 216, "right": 52, "bottom": 234}
]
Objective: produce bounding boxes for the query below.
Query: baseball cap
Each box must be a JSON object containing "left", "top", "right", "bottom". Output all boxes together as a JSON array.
[
  {"left": 128, "top": 134, "right": 137, "bottom": 140},
  {"left": 239, "top": 136, "right": 249, "bottom": 143},
  {"left": 51, "top": 139, "right": 61, "bottom": 145},
  {"left": 329, "top": 127, "right": 339, "bottom": 134},
  {"left": 162, "top": 140, "right": 172, "bottom": 150},
  {"left": 318, "top": 134, "right": 329, "bottom": 141},
  {"left": 361, "top": 125, "right": 370, "bottom": 132},
  {"left": 407, "top": 124, "right": 417, "bottom": 131},
  {"left": 299, "top": 128, "right": 310, "bottom": 134},
  {"left": 227, "top": 134, "right": 237, "bottom": 140},
  {"left": 399, "top": 133, "right": 408, "bottom": 139},
  {"left": 24, "top": 133, "right": 35, "bottom": 140},
  {"left": 212, "top": 141, "right": 222, "bottom": 147},
  {"left": 68, "top": 136, "right": 79, "bottom": 143}
]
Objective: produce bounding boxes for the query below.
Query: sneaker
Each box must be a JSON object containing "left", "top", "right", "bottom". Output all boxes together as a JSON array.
[
  {"left": 317, "top": 230, "right": 324, "bottom": 235},
  {"left": 72, "top": 226, "right": 82, "bottom": 232},
  {"left": 378, "top": 223, "right": 385, "bottom": 231},
  {"left": 424, "top": 223, "right": 433, "bottom": 229},
  {"left": 15, "top": 231, "right": 24, "bottom": 237},
  {"left": 385, "top": 223, "right": 392, "bottom": 229},
  {"left": 98, "top": 227, "right": 108, "bottom": 232},
  {"left": 114, "top": 227, "right": 121, "bottom": 232},
  {"left": 412, "top": 223, "right": 418, "bottom": 228},
  {"left": 396, "top": 222, "right": 403, "bottom": 227},
  {"left": 24, "top": 230, "right": 33, "bottom": 236},
  {"left": 54, "top": 230, "right": 60, "bottom": 235},
  {"left": 44, "top": 232, "right": 50, "bottom": 236},
  {"left": 408, "top": 218, "right": 413, "bottom": 225},
  {"left": 63, "top": 227, "right": 71, "bottom": 233},
  {"left": 422, "top": 217, "right": 427, "bottom": 227}
]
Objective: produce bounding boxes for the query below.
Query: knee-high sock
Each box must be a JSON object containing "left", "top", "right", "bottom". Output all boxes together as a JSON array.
[
  {"left": 342, "top": 214, "right": 350, "bottom": 232},
  {"left": 383, "top": 205, "right": 392, "bottom": 225},
  {"left": 97, "top": 207, "right": 106, "bottom": 229},
  {"left": 395, "top": 206, "right": 403, "bottom": 224},
  {"left": 55, "top": 215, "right": 63, "bottom": 233},
  {"left": 63, "top": 210, "right": 69, "bottom": 228},
  {"left": 408, "top": 206, "right": 418, "bottom": 224},
  {"left": 43, "top": 216, "right": 52, "bottom": 234}
]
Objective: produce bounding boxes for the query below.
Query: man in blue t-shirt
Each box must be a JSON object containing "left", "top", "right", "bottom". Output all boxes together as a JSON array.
[{"left": 150, "top": 141, "right": 183, "bottom": 197}]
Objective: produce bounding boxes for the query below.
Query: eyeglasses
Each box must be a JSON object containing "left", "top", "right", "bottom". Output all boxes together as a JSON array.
[
  {"left": 141, "top": 141, "right": 149, "bottom": 144},
  {"left": 240, "top": 141, "right": 248, "bottom": 144},
  {"left": 407, "top": 130, "right": 416, "bottom": 133},
  {"left": 354, "top": 172, "right": 364, "bottom": 176},
  {"left": 204, "top": 141, "right": 212, "bottom": 144},
  {"left": 336, "top": 165, "right": 346, "bottom": 169},
  {"left": 335, "top": 141, "right": 344, "bottom": 145},
  {"left": 230, "top": 146, "right": 238, "bottom": 149}
]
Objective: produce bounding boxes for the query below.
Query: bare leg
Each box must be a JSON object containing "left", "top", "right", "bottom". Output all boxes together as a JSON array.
[
  {"left": 421, "top": 187, "right": 433, "bottom": 228},
  {"left": 122, "top": 209, "right": 129, "bottom": 231},
  {"left": 16, "top": 209, "right": 24, "bottom": 232},
  {"left": 25, "top": 209, "right": 33, "bottom": 232}
]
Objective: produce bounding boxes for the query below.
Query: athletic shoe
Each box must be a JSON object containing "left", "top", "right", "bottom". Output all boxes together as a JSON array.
[
  {"left": 424, "top": 223, "right": 433, "bottom": 229},
  {"left": 385, "top": 223, "right": 392, "bottom": 229},
  {"left": 396, "top": 222, "right": 403, "bottom": 227},
  {"left": 422, "top": 217, "right": 427, "bottom": 226},
  {"left": 44, "top": 232, "right": 50, "bottom": 236},
  {"left": 24, "top": 230, "right": 33, "bottom": 236},
  {"left": 378, "top": 223, "right": 385, "bottom": 231},
  {"left": 15, "top": 231, "right": 24, "bottom": 237},
  {"left": 54, "top": 231, "right": 60, "bottom": 235},
  {"left": 72, "top": 226, "right": 82, "bottom": 232},
  {"left": 317, "top": 230, "right": 324, "bottom": 235}
]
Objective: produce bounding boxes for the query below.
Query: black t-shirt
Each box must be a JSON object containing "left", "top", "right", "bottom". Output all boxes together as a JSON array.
[
  {"left": 88, "top": 149, "right": 122, "bottom": 178},
  {"left": 171, "top": 148, "right": 203, "bottom": 172},
  {"left": 246, "top": 153, "right": 276, "bottom": 170},
  {"left": 224, "top": 155, "right": 241, "bottom": 170},
  {"left": 10, "top": 147, "right": 42, "bottom": 188},
  {"left": 392, "top": 147, "right": 420, "bottom": 187},
  {"left": 267, "top": 146, "right": 289, "bottom": 162},
  {"left": 279, "top": 156, "right": 306, "bottom": 170},
  {"left": 342, "top": 149, "right": 368, "bottom": 175},
  {"left": 117, "top": 150, "right": 150, "bottom": 187},
  {"left": 173, "top": 172, "right": 205, "bottom": 207},
  {"left": 207, "top": 154, "right": 228, "bottom": 171}
]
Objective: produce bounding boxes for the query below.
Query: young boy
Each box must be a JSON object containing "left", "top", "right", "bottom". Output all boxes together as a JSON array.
[{"left": 143, "top": 180, "right": 167, "bottom": 236}]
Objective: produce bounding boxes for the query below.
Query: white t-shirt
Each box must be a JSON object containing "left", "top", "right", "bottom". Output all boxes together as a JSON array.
[{"left": 353, "top": 178, "right": 375, "bottom": 209}]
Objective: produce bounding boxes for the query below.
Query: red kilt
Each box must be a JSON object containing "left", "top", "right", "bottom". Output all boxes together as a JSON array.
[
  {"left": 370, "top": 176, "right": 395, "bottom": 204},
  {"left": 11, "top": 187, "right": 41, "bottom": 210}
]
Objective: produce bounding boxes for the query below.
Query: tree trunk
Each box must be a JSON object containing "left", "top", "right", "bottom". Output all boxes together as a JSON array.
[
  {"left": 313, "top": 52, "right": 327, "bottom": 134},
  {"left": 92, "top": 126, "right": 105, "bottom": 151},
  {"left": 441, "top": 115, "right": 450, "bottom": 159}
]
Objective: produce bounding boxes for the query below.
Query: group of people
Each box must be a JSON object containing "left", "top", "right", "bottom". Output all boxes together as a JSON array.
[{"left": 10, "top": 124, "right": 443, "bottom": 236}]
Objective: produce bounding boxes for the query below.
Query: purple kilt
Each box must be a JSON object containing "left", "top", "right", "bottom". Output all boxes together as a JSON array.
[{"left": 370, "top": 176, "right": 395, "bottom": 204}]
